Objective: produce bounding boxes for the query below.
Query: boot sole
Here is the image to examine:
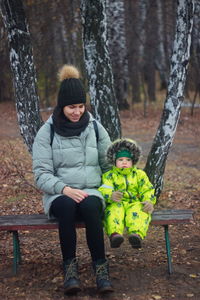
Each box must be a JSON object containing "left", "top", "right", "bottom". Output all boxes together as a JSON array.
[
  {"left": 98, "top": 286, "right": 114, "bottom": 294},
  {"left": 110, "top": 236, "right": 124, "bottom": 248},
  {"left": 128, "top": 235, "right": 142, "bottom": 248},
  {"left": 64, "top": 285, "right": 81, "bottom": 295}
]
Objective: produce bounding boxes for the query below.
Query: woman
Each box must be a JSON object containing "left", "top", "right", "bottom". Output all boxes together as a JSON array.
[{"left": 32, "top": 65, "right": 113, "bottom": 295}]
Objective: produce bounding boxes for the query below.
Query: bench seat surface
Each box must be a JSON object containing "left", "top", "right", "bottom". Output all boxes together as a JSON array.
[{"left": 0, "top": 209, "right": 193, "bottom": 231}]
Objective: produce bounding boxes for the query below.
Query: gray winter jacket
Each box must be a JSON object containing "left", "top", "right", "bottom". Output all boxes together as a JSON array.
[{"left": 32, "top": 113, "right": 111, "bottom": 216}]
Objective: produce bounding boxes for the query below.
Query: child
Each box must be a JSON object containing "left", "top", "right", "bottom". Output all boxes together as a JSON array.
[{"left": 99, "top": 138, "right": 156, "bottom": 249}]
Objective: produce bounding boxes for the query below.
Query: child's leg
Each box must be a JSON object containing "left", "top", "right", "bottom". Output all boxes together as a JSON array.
[
  {"left": 125, "top": 202, "right": 152, "bottom": 239},
  {"left": 104, "top": 202, "right": 125, "bottom": 236}
]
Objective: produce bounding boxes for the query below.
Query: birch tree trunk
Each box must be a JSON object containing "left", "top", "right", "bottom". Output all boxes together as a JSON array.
[
  {"left": 107, "top": 0, "right": 129, "bottom": 110},
  {"left": 190, "top": 0, "right": 200, "bottom": 115},
  {"left": 163, "top": 1, "right": 177, "bottom": 73},
  {"left": 144, "top": 0, "right": 195, "bottom": 197},
  {"left": 145, "top": 0, "right": 157, "bottom": 102},
  {"left": 193, "top": 1, "right": 200, "bottom": 66},
  {"left": 81, "top": 0, "right": 121, "bottom": 140},
  {"left": 124, "top": 0, "right": 142, "bottom": 104},
  {"left": 155, "top": 0, "right": 169, "bottom": 89},
  {"left": 138, "top": 0, "right": 147, "bottom": 66},
  {"left": 0, "top": 0, "right": 42, "bottom": 153}
]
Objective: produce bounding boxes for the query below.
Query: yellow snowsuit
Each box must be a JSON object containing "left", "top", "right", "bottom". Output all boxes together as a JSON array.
[{"left": 99, "top": 166, "right": 156, "bottom": 239}]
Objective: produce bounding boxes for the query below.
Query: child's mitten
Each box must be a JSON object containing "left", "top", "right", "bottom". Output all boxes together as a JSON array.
[
  {"left": 142, "top": 201, "right": 154, "bottom": 214},
  {"left": 111, "top": 191, "right": 123, "bottom": 202}
]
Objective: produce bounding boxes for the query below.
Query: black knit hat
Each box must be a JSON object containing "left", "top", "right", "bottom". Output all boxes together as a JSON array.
[{"left": 57, "top": 65, "right": 86, "bottom": 108}]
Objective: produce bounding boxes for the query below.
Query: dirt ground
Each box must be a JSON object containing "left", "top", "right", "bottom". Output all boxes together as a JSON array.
[{"left": 0, "top": 101, "right": 200, "bottom": 300}]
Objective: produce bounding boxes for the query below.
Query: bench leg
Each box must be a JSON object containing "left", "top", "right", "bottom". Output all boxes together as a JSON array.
[
  {"left": 12, "top": 231, "right": 21, "bottom": 275},
  {"left": 164, "top": 225, "right": 172, "bottom": 274}
]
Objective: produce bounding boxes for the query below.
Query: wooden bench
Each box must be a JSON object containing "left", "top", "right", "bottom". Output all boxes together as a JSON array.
[{"left": 0, "top": 209, "right": 194, "bottom": 275}]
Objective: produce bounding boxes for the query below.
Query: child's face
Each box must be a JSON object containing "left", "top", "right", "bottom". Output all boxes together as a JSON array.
[{"left": 116, "top": 157, "right": 133, "bottom": 168}]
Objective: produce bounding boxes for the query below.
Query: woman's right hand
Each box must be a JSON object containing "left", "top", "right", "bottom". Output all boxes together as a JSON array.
[{"left": 62, "top": 186, "right": 88, "bottom": 203}]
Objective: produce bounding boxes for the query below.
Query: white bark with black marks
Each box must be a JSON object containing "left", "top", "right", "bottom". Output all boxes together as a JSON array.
[
  {"left": 81, "top": 0, "right": 121, "bottom": 141},
  {"left": 0, "top": 0, "right": 42, "bottom": 153},
  {"left": 144, "top": 0, "right": 195, "bottom": 197}
]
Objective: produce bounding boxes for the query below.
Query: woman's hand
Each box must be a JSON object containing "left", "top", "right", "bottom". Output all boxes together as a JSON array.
[
  {"left": 62, "top": 186, "right": 88, "bottom": 203},
  {"left": 111, "top": 191, "right": 123, "bottom": 202}
]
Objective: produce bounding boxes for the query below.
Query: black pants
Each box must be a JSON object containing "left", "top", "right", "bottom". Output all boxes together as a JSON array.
[{"left": 50, "top": 195, "right": 106, "bottom": 262}]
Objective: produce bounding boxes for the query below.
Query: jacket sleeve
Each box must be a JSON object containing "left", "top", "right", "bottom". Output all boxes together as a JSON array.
[
  {"left": 137, "top": 169, "right": 156, "bottom": 205},
  {"left": 96, "top": 121, "right": 112, "bottom": 173},
  {"left": 32, "top": 124, "right": 66, "bottom": 195},
  {"left": 98, "top": 171, "right": 114, "bottom": 204}
]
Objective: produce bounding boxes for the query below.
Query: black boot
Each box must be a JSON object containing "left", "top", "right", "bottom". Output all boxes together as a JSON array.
[
  {"left": 63, "top": 258, "right": 81, "bottom": 295},
  {"left": 93, "top": 259, "right": 114, "bottom": 294}
]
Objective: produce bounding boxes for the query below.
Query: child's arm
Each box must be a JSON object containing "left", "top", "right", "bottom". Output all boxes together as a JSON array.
[
  {"left": 136, "top": 170, "right": 156, "bottom": 213},
  {"left": 98, "top": 172, "right": 122, "bottom": 203}
]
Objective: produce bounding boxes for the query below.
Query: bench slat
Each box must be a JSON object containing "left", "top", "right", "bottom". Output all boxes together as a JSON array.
[
  {"left": 0, "top": 209, "right": 193, "bottom": 231},
  {"left": 152, "top": 209, "right": 193, "bottom": 225}
]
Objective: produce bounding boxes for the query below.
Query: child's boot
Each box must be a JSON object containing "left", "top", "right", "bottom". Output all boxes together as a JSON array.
[
  {"left": 93, "top": 259, "right": 114, "bottom": 294},
  {"left": 110, "top": 233, "right": 124, "bottom": 248},
  {"left": 63, "top": 258, "right": 81, "bottom": 295},
  {"left": 128, "top": 233, "right": 142, "bottom": 248}
]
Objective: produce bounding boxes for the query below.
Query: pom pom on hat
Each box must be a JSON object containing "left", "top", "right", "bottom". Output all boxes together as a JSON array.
[
  {"left": 58, "top": 65, "right": 80, "bottom": 81},
  {"left": 57, "top": 64, "right": 86, "bottom": 107}
]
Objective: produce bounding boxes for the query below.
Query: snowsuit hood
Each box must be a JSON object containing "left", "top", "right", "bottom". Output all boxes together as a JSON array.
[{"left": 106, "top": 138, "right": 141, "bottom": 165}]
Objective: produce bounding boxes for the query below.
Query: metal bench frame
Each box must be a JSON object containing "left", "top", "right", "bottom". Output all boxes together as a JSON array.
[{"left": 0, "top": 209, "right": 194, "bottom": 275}]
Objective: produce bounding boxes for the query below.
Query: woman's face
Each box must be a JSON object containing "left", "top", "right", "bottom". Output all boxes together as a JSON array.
[{"left": 63, "top": 103, "right": 85, "bottom": 122}]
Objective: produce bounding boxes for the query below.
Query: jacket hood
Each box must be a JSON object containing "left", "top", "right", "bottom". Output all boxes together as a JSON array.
[{"left": 107, "top": 138, "right": 141, "bottom": 165}]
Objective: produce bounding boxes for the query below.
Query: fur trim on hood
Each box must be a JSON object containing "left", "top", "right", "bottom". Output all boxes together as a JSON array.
[{"left": 107, "top": 138, "right": 141, "bottom": 165}]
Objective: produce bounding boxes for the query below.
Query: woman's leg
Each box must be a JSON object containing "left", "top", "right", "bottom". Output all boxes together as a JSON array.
[
  {"left": 79, "top": 196, "right": 113, "bottom": 293},
  {"left": 51, "top": 196, "right": 81, "bottom": 294},
  {"left": 78, "top": 196, "right": 105, "bottom": 261},
  {"left": 50, "top": 195, "right": 77, "bottom": 261}
]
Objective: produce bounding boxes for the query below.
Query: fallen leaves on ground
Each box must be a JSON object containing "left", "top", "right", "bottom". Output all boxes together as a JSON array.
[{"left": 0, "top": 102, "right": 200, "bottom": 300}]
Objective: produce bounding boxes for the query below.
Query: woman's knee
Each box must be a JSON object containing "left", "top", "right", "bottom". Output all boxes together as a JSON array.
[
  {"left": 79, "top": 196, "right": 103, "bottom": 217},
  {"left": 50, "top": 195, "right": 76, "bottom": 218}
]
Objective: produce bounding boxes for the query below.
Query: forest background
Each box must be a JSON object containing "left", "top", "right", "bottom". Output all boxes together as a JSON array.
[
  {"left": 0, "top": 0, "right": 200, "bottom": 110},
  {"left": 0, "top": 0, "right": 200, "bottom": 299}
]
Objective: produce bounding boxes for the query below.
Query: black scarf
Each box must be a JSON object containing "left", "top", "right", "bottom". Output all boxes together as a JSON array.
[{"left": 52, "top": 106, "right": 90, "bottom": 137}]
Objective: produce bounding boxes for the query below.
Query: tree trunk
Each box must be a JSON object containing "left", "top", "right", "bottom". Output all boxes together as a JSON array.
[
  {"left": 163, "top": 0, "right": 177, "bottom": 72},
  {"left": 190, "top": 0, "right": 200, "bottom": 116},
  {"left": 0, "top": 18, "right": 13, "bottom": 102},
  {"left": 124, "top": 0, "right": 142, "bottom": 104},
  {"left": 107, "top": 0, "right": 129, "bottom": 110},
  {"left": 0, "top": 0, "right": 42, "bottom": 153},
  {"left": 144, "top": 0, "right": 195, "bottom": 197},
  {"left": 155, "top": 0, "right": 169, "bottom": 90},
  {"left": 144, "top": 0, "right": 157, "bottom": 102},
  {"left": 81, "top": 0, "right": 121, "bottom": 141}
]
